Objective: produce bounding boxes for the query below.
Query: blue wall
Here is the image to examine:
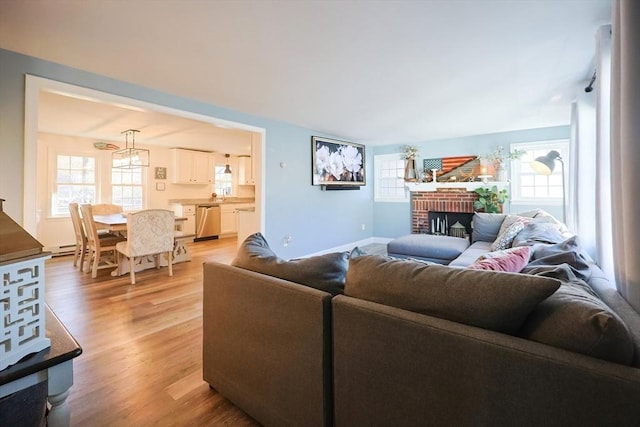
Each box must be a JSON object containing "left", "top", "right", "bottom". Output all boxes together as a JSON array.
[
  {"left": 0, "top": 48, "right": 568, "bottom": 255},
  {"left": 0, "top": 48, "right": 373, "bottom": 257},
  {"left": 372, "top": 126, "right": 570, "bottom": 237}
]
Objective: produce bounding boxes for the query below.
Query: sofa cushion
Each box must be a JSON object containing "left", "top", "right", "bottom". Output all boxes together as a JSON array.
[
  {"left": 232, "top": 233, "right": 349, "bottom": 295},
  {"left": 387, "top": 234, "right": 470, "bottom": 264},
  {"left": 512, "top": 220, "right": 567, "bottom": 247},
  {"left": 491, "top": 215, "right": 531, "bottom": 251},
  {"left": 345, "top": 255, "right": 560, "bottom": 334},
  {"left": 471, "top": 212, "right": 506, "bottom": 243},
  {"left": 448, "top": 241, "right": 493, "bottom": 267},
  {"left": 519, "top": 278, "right": 635, "bottom": 366},
  {"left": 468, "top": 246, "right": 531, "bottom": 273}
]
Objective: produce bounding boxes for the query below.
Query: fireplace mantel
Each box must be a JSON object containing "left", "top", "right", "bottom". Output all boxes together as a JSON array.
[{"left": 406, "top": 181, "right": 509, "bottom": 192}]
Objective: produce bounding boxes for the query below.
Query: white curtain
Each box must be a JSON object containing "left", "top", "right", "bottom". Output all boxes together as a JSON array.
[
  {"left": 567, "top": 95, "right": 596, "bottom": 261},
  {"left": 570, "top": 25, "right": 613, "bottom": 276},
  {"left": 594, "top": 25, "right": 615, "bottom": 284},
  {"left": 611, "top": 0, "right": 640, "bottom": 313}
]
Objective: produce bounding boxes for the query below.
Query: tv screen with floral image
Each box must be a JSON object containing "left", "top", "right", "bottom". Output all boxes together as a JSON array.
[{"left": 312, "top": 136, "right": 366, "bottom": 187}]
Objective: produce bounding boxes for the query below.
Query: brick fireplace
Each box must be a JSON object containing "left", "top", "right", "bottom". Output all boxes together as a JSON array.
[{"left": 411, "top": 190, "right": 479, "bottom": 235}]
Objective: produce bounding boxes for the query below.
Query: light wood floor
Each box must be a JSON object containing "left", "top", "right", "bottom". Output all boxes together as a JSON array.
[{"left": 44, "top": 237, "right": 260, "bottom": 426}]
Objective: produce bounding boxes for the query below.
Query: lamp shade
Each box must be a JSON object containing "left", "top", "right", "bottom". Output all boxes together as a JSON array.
[
  {"left": 224, "top": 153, "right": 232, "bottom": 174},
  {"left": 530, "top": 150, "right": 561, "bottom": 176}
]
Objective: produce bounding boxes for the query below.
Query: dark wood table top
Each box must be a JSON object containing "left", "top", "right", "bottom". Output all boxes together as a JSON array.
[{"left": 0, "top": 305, "right": 82, "bottom": 385}]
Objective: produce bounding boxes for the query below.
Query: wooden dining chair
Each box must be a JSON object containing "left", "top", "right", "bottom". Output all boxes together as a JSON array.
[
  {"left": 80, "top": 204, "right": 126, "bottom": 278},
  {"left": 91, "top": 203, "right": 123, "bottom": 215},
  {"left": 116, "top": 209, "right": 175, "bottom": 285},
  {"left": 69, "top": 203, "right": 88, "bottom": 271}
]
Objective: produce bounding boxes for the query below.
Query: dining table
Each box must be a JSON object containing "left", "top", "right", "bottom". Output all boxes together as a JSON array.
[{"left": 93, "top": 213, "right": 192, "bottom": 275}]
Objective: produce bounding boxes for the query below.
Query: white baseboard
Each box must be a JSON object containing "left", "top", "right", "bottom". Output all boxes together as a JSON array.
[{"left": 304, "top": 236, "right": 392, "bottom": 257}]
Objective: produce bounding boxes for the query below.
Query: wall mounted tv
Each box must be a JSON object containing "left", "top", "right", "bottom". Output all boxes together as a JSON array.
[{"left": 311, "top": 136, "right": 365, "bottom": 189}]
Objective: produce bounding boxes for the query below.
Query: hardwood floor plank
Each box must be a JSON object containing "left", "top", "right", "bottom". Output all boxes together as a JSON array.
[{"left": 44, "top": 237, "right": 260, "bottom": 426}]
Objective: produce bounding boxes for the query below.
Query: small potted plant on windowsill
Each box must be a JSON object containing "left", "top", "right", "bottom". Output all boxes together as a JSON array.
[{"left": 473, "top": 185, "right": 508, "bottom": 213}]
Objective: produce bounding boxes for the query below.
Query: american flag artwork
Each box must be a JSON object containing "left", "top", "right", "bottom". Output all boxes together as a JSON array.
[{"left": 423, "top": 156, "right": 477, "bottom": 176}]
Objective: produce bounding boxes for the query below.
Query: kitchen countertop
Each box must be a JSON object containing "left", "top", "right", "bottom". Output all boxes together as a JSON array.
[{"left": 169, "top": 198, "right": 255, "bottom": 206}]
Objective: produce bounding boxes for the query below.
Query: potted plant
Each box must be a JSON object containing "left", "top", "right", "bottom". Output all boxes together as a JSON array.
[
  {"left": 473, "top": 185, "right": 508, "bottom": 213},
  {"left": 479, "top": 146, "right": 526, "bottom": 182}
]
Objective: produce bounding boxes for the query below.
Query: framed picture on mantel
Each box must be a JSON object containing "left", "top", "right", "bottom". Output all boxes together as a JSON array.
[{"left": 311, "top": 136, "right": 366, "bottom": 187}]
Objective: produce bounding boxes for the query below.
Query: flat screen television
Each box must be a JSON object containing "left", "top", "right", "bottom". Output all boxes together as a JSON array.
[{"left": 311, "top": 136, "right": 365, "bottom": 187}]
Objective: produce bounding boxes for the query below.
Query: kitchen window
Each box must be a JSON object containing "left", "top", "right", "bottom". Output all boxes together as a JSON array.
[{"left": 214, "top": 166, "right": 233, "bottom": 196}]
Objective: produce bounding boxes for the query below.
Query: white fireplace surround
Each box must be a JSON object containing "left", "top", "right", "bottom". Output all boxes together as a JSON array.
[{"left": 406, "top": 181, "right": 509, "bottom": 193}]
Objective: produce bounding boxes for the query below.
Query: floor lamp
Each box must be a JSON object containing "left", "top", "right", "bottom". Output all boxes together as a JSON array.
[{"left": 530, "top": 150, "right": 566, "bottom": 223}]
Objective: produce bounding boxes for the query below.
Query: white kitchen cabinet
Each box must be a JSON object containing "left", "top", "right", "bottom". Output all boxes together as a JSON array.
[
  {"left": 238, "top": 156, "right": 254, "bottom": 185},
  {"left": 220, "top": 203, "right": 255, "bottom": 236},
  {"left": 171, "top": 148, "right": 214, "bottom": 184},
  {"left": 171, "top": 204, "right": 196, "bottom": 237},
  {"left": 220, "top": 205, "right": 238, "bottom": 235}
]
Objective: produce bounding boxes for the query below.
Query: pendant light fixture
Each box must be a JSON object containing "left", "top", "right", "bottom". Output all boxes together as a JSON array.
[
  {"left": 224, "top": 154, "right": 232, "bottom": 174},
  {"left": 112, "top": 129, "right": 150, "bottom": 169}
]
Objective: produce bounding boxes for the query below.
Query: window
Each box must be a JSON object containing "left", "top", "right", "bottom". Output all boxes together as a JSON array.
[
  {"left": 112, "top": 167, "right": 143, "bottom": 211},
  {"left": 374, "top": 154, "right": 408, "bottom": 202},
  {"left": 214, "top": 166, "right": 233, "bottom": 196},
  {"left": 52, "top": 154, "right": 97, "bottom": 216},
  {"left": 510, "top": 140, "right": 569, "bottom": 203}
]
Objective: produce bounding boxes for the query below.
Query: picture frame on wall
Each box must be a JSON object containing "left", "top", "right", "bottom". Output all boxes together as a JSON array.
[
  {"left": 311, "top": 136, "right": 365, "bottom": 187},
  {"left": 156, "top": 182, "right": 165, "bottom": 191},
  {"left": 155, "top": 167, "right": 167, "bottom": 180}
]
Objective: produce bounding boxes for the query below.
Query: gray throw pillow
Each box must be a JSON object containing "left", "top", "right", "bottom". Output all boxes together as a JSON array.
[
  {"left": 519, "top": 280, "right": 635, "bottom": 365},
  {"left": 232, "top": 233, "right": 349, "bottom": 295},
  {"left": 471, "top": 212, "right": 507, "bottom": 243},
  {"left": 512, "top": 221, "right": 567, "bottom": 247},
  {"left": 345, "top": 254, "right": 560, "bottom": 334}
]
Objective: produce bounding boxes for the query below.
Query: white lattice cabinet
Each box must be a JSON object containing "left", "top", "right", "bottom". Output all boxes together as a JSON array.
[{"left": 1, "top": 254, "right": 51, "bottom": 370}]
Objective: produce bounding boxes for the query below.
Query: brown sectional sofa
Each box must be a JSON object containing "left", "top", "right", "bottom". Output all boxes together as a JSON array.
[{"left": 202, "top": 224, "right": 640, "bottom": 426}]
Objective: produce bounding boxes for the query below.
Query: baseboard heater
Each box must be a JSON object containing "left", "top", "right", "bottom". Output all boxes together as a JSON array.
[{"left": 47, "top": 244, "right": 76, "bottom": 257}]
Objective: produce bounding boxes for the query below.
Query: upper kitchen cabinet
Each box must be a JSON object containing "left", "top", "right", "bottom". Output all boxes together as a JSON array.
[
  {"left": 238, "top": 133, "right": 259, "bottom": 185},
  {"left": 238, "top": 156, "right": 253, "bottom": 185},
  {"left": 171, "top": 148, "right": 214, "bottom": 184}
]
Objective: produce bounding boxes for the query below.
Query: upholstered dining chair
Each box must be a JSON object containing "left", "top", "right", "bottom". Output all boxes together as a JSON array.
[
  {"left": 80, "top": 204, "right": 126, "bottom": 278},
  {"left": 116, "top": 209, "right": 175, "bottom": 285}
]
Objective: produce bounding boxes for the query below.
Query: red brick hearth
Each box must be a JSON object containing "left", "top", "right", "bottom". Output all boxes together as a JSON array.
[{"left": 411, "top": 191, "right": 479, "bottom": 234}]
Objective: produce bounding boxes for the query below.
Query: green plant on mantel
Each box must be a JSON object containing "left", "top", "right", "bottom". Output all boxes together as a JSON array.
[{"left": 474, "top": 185, "right": 508, "bottom": 213}]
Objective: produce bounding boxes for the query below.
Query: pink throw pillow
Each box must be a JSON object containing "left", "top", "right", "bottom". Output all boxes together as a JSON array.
[{"left": 468, "top": 246, "right": 531, "bottom": 273}]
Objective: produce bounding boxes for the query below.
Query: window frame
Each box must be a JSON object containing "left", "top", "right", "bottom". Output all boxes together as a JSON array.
[
  {"left": 214, "top": 165, "right": 233, "bottom": 197},
  {"left": 48, "top": 146, "right": 147, "bottom": 218},
  {"left": 509, "top": 139, "right": 569, "bottom": 205},
  {"left": 374, "top": 153, "right": 409, "bottom": 203},
  {"left": 111, "top": 166, "right": 145, "bottom": 212},
  {"left": 49, "top": 148, "right": 100, "bottom": 217}
]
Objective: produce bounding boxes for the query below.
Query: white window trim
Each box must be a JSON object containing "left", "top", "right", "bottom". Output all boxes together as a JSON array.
[
  {"left": 374, "top": 153, "right": 409, "bottom": 203},
  {"left": 48, "top": 146, "right": 102, "bottom": 218},
  {"left": 47, "top": 146, "right": 148, "bottom": 218},
  {"left": 510, "top": 139, "right": 569, "bottom": 205}
]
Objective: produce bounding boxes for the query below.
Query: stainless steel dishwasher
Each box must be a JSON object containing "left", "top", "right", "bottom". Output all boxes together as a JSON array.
[{"left": 195, "top": 204, "right": 221, "bottom": 241}]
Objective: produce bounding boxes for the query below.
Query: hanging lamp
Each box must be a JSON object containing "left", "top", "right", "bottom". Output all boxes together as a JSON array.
[
  {"left": 224, "top": 154, "right": 232, "bottom": 174},
  {"left": 112, "top": 129, "right": 149, "bottom": 168}
]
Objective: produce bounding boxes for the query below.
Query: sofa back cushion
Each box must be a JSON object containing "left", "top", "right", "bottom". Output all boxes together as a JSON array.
[
  {"left": 518, "top": 279, "right": 635, "bottom": 365},
  {"left": 232, "top": 233, "right": 349, "bottom": 295},
  {"left": 345, "top": 255, "right": 560, "bottom": 334},
  {"left": 471, "top": 212, "right": 506, "bottom": 243}
]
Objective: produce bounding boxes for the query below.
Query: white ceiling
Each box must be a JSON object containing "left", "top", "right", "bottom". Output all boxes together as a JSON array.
[{"left": 0, "top": 0, "right": 611, "bottom": 146}]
